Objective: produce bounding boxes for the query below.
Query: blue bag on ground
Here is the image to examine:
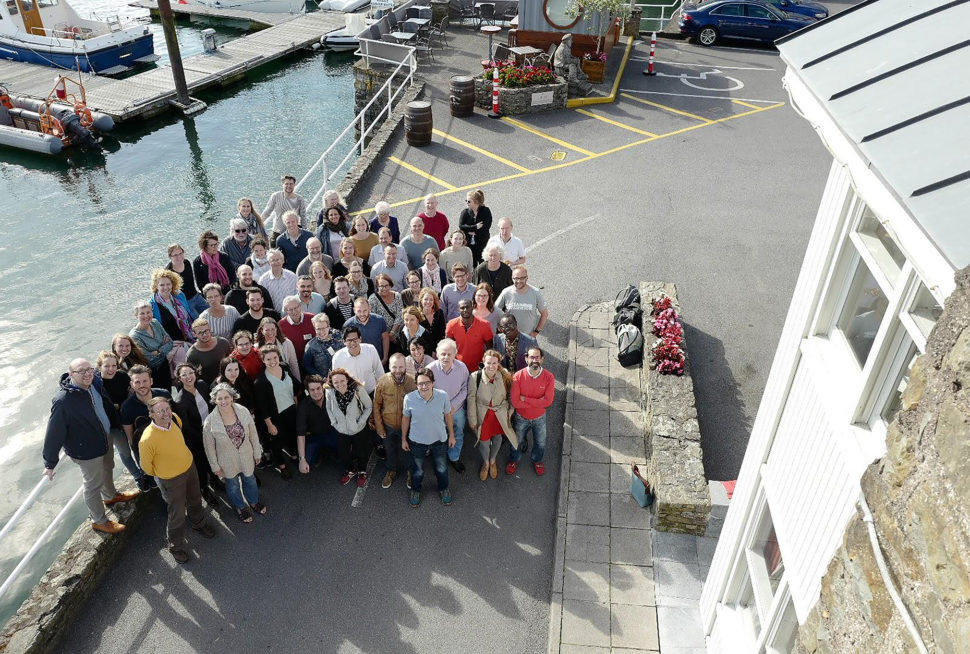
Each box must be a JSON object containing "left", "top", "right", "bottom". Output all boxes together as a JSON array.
[{"left": 630, "top": 463, "right": 654, "bottom": 507}]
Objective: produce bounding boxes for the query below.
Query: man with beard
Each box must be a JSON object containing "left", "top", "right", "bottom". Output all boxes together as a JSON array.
[
  {"left": 445, "top": 298, "right": 492, "bottom": 372},
  {"left": 373, "top": 354, "right": 417, "bottom": 489},
  {"left": 233, "top": 288, "right": 281, "bottom": 337},
  {"left": 225, "top": 264, "right": 274, "bottom": 314},
  {"left": 508, "top": 346, "right": 555, "bottom": 476}
]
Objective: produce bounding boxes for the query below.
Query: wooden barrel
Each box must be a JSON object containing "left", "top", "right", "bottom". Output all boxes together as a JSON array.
[
  {"left": 449, "top": 76, "right": 476, "bottom": 117},
  {"left": 405, "top": 101, "right": 433, "bottom": 146}
]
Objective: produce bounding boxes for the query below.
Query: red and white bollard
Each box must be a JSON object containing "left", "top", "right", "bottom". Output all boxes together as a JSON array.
[
  {"left": 643, "top": 32, "right": 657, "bottom": 76},
  {"left": 488, "top": 65, "right": 501, "bottom": 118}
]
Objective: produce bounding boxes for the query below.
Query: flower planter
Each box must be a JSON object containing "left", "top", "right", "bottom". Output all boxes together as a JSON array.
[
  {"left": 473, "top": 78, "right": 568, "bottom": 116},
  {"left": 581, "top": 59, "right": 605, "bottom": 84}
]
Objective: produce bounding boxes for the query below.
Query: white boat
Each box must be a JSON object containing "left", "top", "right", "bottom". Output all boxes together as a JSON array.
[
  {"left": 178, "top": 0, "right": 308, "bottom": 14},
  {"left": 0, "top": 0, "right": 156, "bottom": 75},
  {"left": 320, "top": 11, "right": 370, "bottom": 51},
  {"left": 317, "top": 0, "right": 369, "bottom": 12}
]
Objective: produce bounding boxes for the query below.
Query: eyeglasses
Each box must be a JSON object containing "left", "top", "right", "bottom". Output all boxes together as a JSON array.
[
  {"left": 235, "top": 341, "right": 251, "bottom": 347},
  {"left": 344, "top": 337, "right": 360, "bottom": 344},
  {"left": 377, "top": 284, "right": 390, "bottom": 290},
  {"left": 71, "top": 367, "right": 95, "bottom": 375},
  {"left": 512, "top": 277, "right": 528, "bottom": 281},
  {"left": 196, "top": 329, "right": 211, "bottom": 336},
  {"left": 234, "top": 229, "right": 247, "bottom": 233},
  {"left": 417, "top": 381, "right": 433, "bottom": 387}
]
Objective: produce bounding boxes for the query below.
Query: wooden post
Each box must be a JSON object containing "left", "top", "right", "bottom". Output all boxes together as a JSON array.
[{"left": 156, "top": 0, "right": 191, "bottom": 106}]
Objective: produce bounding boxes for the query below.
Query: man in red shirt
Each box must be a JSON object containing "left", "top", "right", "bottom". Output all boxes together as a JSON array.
[
  {"left": 278, "top": 295, "right": 315, "bottom": 362},
  {"left": 508, "top": 346, "right": 555, "bottom": 475},
  {"left": 445, "top": 299, "right": 493, "bottom": 372},
  {"left": 418, "top": 193, "right": 449, "bottom": 250}
]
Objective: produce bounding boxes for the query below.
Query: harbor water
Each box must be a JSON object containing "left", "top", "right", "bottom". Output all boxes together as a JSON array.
[{"left": 0, "top": 0, "right": 357, "bottom": 626}]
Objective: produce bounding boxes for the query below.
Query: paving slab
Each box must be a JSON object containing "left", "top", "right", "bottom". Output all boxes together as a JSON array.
[
  {"left": 611, "top": 528, "right": 652, "bottom": 566},
  {"left": 570, "top": 462, "right": 613, "bottom": 493},
  {"left": 566, "top": 524, "right": 611, "bottom": 564},
  {"left": 568, "top": 491, "right": 611, "bottom": 527},
  {"left": 653, "top": 559, "right": 704, "bottom": 607},
  {"left": 611, "top": 603, "right": 660, "bottom": 650},
  {"left": 561, "top": 645, "right": 611, "bottom": 654},
  {"left": 571, "top": 435, "right": 613, "bottom": 464},
  {"left": 575, "top": 366, "right": 611, "bottom": 389},
  {"left": 563, "top": 561, "right": 611, "bottom": 603},
  {"left": 561, "top": 600, "right": 612, "bottom": 648},
  {"left": 571, "top": 410, "right": 612, "bottom": 438},
  {"left": 610, "top": 463, "right": 634, "bottom": 495},
  {"left": 653, "top": 531, "right": 699, "bottom": 565},
  {"left": 609, "top": 435, "right": 646, "bottom": 465},
  {"left": 656, "top": 606, "right": 706, "bottom": 649},
  {"left": 610, "top": 565, "right": 655, "bottom": 606},
  {"left": 696, "top": 536, "right": 718, "bottom": 569},
  {"left": 610, "top": 494, "right": 651, "bottom": 531}
]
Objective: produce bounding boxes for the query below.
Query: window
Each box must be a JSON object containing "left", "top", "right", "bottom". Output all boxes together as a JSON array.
[
  {"left": 746, "top": 4, "right": 775, "bottom": 18},
  {"left": 766, "top": 599, "right": 799, "bottom": 654},
  {"left": 747, "top": 504, "right": 783, "bottom": 619},
  {"left": 880, "top": 347, "right": 917, "bottom": 424},
  {"left": 737, "top": 577, "right": 762, "bottom": 641},
  {"left": 711, "top": 4, "right": 744, "bottom": 15},
  {"left": 857, "top": 208, "right": 906, "bottom": 286},
  {"left": 542, "top": 0, "right": 579, "bottom": 29},
  {"left": 836, "top": 259, "right": 888, "bottom": 365},
  {"left": 908, "top": 283, "right": 942, "bottom": 342}
]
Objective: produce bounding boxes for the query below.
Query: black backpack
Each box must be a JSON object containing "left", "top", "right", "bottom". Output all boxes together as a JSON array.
[
  {"left": 612, "top": 285, "right": 642, "bottom": 330},
  {"left": 616, "top": 324, "right": 644, "bottom": 368}
]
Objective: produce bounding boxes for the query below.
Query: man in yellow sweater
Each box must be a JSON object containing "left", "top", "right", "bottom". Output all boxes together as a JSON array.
[{"left": 139, "top": 397, "right": 216, "bottom": 563}]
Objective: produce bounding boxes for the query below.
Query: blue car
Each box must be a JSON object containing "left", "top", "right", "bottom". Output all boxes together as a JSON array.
[
  {"left": 760, "top": 0, "right": 829, "bottom": 20},
  {"left": 679, "top": 0, "right": 814, "bottom": 47}
]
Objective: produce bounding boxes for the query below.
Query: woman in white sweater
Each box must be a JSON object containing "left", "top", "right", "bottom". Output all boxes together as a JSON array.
[
  {"left": 325, "top": 368, "right": 373, "bottom": 488},
  {"left": 203, "top": 383, "right": 265, "bottom": 523}
]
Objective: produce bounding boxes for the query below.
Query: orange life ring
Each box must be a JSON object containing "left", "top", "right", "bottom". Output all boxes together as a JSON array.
[{"left": 74, "top": 102, "right": 93, "bottom": 128}]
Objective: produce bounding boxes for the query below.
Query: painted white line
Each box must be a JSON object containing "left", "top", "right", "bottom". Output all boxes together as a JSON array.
[
  {"left": 526, "top": 214, "right": 600, "bottom": 253},
  {"left": 619, "top": 88, "right": 785, "bottom": 104},
  {"left": 351, "top": 450, "right": 380, "bottom": 507},
  {"left": 628, "top": 57, "right": 775, "bottom": 71}
]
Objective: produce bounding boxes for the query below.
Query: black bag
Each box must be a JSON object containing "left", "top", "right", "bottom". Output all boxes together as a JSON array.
[
  {"left": 613, "top": 285, "right": 642, "bottom": 330},
  {"left": 616, "top": 323, "right": 644, "bottom": 368},
  {"left": 614, "top": 285, "right": 641, "bottom": 312}
]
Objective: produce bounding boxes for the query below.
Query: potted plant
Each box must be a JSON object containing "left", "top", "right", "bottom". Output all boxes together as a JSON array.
[{"left": 565, "top": 0, "right": 631, "bottom": 82}]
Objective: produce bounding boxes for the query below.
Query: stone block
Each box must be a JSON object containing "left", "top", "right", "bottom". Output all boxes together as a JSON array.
[
  {"left": 611, "top": 603, "right": 660, "bottom": 650},
  {"left": 474, "top": 78, "right": 568, "bottom": 115},
  {"left": 554, "top": 516, "right": 567, "bottom": 593},
  {"left": 561, "top": 599, "right": 611, "bottom": 648},
  {"left": 610, "top": 564, "right": 656, "bottom": 606},
  {"left": 564, "top": 561, "right": 611, "bottom": 602},
  {"left": 571, "top": 462, "right": 613, "bottom": 493},
  {"left": 572, "top": 435, "right": 612, "bottom": 464},
  {"left": 611, "top": 527, "right": 652, "bottom": 566},
  {"left": 566, "top": 524, "right": 611, "bottom": 563},
  {"left": 558, "top": 455, "right": 571, "bottom": 518},
  {"left": 568, "top": 491, "right": 611, "bottom": 527},
  {"left": 611, "top": 494, "right": 651, "bottom": 530}
]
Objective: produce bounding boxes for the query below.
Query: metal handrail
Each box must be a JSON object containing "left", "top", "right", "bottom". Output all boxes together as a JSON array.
[{"left": 633, "top": 0, "right": 685, "bottom": 32}]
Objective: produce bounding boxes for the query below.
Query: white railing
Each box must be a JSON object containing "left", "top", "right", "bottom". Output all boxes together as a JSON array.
[
  {"left": 633, "top": 0, "right": 686, "bottom": 32},
  {"left": 294, "top": 4, "right": 419, "bottom": 212}
]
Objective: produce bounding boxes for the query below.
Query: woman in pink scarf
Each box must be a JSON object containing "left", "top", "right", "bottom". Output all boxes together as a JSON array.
[{"left": 192, "top": 229, "right": 236, "bottom": 295}]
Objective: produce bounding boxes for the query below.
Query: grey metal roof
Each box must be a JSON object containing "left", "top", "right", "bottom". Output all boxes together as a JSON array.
[{"left": 777, "top": 0, "right": 970, "bottom": 268}]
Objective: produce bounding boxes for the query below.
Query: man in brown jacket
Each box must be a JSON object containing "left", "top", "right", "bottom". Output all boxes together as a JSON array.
[{"left": 373, "top": 353, "right": 417, "bottom": 489}]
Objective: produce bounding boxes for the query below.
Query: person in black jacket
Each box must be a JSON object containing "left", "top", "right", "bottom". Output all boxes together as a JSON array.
[
  {"left": 193, "top": 230, "right": 237, "bottom": 296},
  {"left": 458, "top": 189, "right": 492, "bottom": 266},
  {"left": 42, "top": 358, "right": 139, "bottom": 534},
  {"left": 171, "top": 363, "right": 216, "bottom": 503},
  {"left": 253, "top": 345, "right": 301, "bottom": 480}
]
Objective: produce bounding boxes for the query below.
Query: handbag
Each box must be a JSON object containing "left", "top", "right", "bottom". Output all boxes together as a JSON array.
[{"left": 630, "top": 463, "right": 654, "bottom": 508}]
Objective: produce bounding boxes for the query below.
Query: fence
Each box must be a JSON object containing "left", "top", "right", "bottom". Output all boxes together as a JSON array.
[{"left": 634, "top": 0, "right": 686, "bottom": 33}]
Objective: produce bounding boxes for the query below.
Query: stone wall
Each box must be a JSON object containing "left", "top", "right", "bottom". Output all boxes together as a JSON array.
[
  {"left": 795, "top": 266, "right": 970, "bottom": 654},
  {"left": 474, "top": 78, "right": 567, "bottom": 115},
  {"left": 640, "top": 282, "right": 709, "bottom": 536}
]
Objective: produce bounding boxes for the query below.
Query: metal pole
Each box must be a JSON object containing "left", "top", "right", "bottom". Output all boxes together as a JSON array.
[{"left": 156, "top": 0, "right": 191, "bottom": 105}]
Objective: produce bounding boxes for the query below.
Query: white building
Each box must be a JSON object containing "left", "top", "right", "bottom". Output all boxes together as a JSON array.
[{"left": 699, "top": 0, "right": 970, "bottom": 650}]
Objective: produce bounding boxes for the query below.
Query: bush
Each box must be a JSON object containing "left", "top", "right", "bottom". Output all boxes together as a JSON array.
[{"left": 480, "top": 61, "right": 557, "bottom": 89}]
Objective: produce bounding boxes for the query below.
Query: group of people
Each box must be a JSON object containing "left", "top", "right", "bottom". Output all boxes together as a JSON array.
[{"left": 41, "top": 178, "right": 555, "bottom": 564}]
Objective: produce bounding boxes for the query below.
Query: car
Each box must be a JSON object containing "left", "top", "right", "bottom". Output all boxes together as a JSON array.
[
  {"left": 760, "top": 0, "right": 829, "bottom": 20},
  {"left": 679, "top": 0, "right": 814, "bottom": 47}
]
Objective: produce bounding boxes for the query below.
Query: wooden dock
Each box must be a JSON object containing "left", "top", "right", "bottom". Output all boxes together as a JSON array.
[
  {"left": 128, "top": 0, "right": 294, "bottom": 29},
  {"left": 0, "top": 6, "right": 344, "bottom": 122}
]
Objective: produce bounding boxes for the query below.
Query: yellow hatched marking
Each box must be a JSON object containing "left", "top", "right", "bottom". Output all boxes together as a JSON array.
[
  {"left": 387, "top": 156, "right": 457, "bottom": 191},
  {"left": 431, "top": 128, "right": 531, "bottom": 172},
  {"left": 620, "top": 93, "right": 712, "bottom": 123},
  {"left": 575, "top": 109, "right": 658, "bottom": 137},
  {"left": 348, "top": 102, "right": 785, "bottom": 216},
  {"left": 731, "top": 99, "right": 762, "bottom": 110},
  {"left": 499, "top": 116, "right": 595, "bottom": 156}
]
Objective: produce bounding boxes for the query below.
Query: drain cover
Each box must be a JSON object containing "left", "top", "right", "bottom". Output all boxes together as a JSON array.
[{"left": 551, "top": 150, "right": 566, "bottom": 161}]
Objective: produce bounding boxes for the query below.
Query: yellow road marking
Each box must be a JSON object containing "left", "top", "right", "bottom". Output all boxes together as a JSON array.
[
  {"left": 350, "top": 102, "right": 785, "bottom": 215},
  {"left": 431, "top": 128, "right": 531, "bottom": 173},
  {"left": 387, "top": 156, "right": 457, "bottom": 191},
  {"left": 575, "top": 109, "right": 658, "bottom": 137},
  {"left": 500, "top": 116, "right": 595, "bottom": 156},
  {"left": 620, "top": 93, "right": 712, "bottom": 123},
  {"left": 731, "top": 99, "right": 762, "bottom": 110}
]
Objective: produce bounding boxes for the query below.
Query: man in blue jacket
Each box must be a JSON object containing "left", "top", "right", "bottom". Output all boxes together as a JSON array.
[{"left": 42, "top": 358, "right": 139, "bottom": 534}]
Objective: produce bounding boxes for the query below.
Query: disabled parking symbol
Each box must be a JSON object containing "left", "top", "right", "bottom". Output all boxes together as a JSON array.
[{"left": 654, "top": 68, "right": 744, "bottom": 92}]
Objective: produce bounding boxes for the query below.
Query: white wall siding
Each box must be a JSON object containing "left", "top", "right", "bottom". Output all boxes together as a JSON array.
[{"left": 763, "top": 361, "right": 859, "bottom": 621}]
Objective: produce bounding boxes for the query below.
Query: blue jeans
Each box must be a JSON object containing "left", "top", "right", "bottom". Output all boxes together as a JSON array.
[
  {"left": 510, "top": 414, "right": 547, "bottom": 464},
  {"left": 188, "top": 293, "right": 208, "bottom": 314},
  {"left": 408, "top": 439, "right": 449, "bottom": 493},
  {"left": 448, "top": 407, "right": 465, "bottom": 462},
  {"left": 112, "top": 429, "right": 143, "bottom": 481},
  {"left": 224, "top": 473, "right": 259, "bottom": 510},
  {"left": 384, "top": 427, "right": 406, "bottom": 473},
  {"left": 305, "top": 431, "right": 337, "bottom": 466}
]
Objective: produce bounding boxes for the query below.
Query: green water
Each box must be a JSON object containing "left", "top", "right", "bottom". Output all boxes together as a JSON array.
[{"left": 0, "top": 44, "right": 358, "bottom": 625}]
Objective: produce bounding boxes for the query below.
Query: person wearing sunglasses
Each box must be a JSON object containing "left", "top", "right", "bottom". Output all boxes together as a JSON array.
[{"left": 221, "top": 217, "right": 253, "bottom": 272}]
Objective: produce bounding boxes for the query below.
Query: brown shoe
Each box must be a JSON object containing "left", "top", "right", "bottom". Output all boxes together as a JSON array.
[
  {"left": 489, "top": 461, "right": 498, "bottom": 479},
  {"left": 92, "top": 520, "right": 125, "bottom": 534},
  {"left": 479, "top": 464, "right": 489, "bottom": 481},
  {"left": 169, "top": 547, "right": 190, "bottom": 564},
  {"left": 104, "top": 491, "right": 139, "bottom": 506}
]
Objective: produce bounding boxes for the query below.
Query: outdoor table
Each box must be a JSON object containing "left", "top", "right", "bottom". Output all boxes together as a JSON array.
[
  {"left": 480, "top": 24, "right": 501, "bottom": 63},
  {"left": 405, "top": 17, "right": 432, "bottom": 30},
  {"left": 412, "top": 5, "right": 433, "bottom": 18},
  {"left": 391, "top": 31, "right": 417, "bottom": 43},
  {"left": 509, "top": 45, "right": 540, "bottom": 64}
]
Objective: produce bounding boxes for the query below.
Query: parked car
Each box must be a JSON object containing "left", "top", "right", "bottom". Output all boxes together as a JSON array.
[
  {"left": 760, "top": 0, "right": 829, "bottom": 20},
  {"left": 679, "top": 0, "right": 814, "bottom": 47}
]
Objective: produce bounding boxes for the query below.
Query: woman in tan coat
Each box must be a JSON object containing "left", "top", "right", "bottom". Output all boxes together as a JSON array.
[
  {"left": 467, "top": 349, "right": 517, "bottom": 481},
  {"left": 203, "top": 383, "right": 265, "bottom": 523}
]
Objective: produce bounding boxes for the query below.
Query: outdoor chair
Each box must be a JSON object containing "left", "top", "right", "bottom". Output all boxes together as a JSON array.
[
  {"left": 405, "top": 6, "right": 419, "bottom": 19},
  {"left": 493, "top": 43, "right": 512, "bottom": 63},
  {"left": 430, "top": 15, "right": 449, "bottom": 46},
  {"left": 501, "top": 3, "right": 517, "bottom": 23},
  {"left": 478, "top": 3, "right": 496, "bottom": 27},
  {"left": 387, "top": 12, "right": 399, "bottom": 29},
  {"left": 414, "top": 34, "right": 436, "bottom": 63},
  {"left": 451, "top": 0, "right": 478, "bottom": 25}
]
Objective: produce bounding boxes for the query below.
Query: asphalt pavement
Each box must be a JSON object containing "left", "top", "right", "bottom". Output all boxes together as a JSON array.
[{"left": 57, "top": 31, "right": 831, "bottom": 654}]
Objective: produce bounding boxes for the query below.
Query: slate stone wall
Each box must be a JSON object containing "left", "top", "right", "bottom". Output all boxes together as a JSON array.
[
  {"left": 474, "top": 78, "right": 567, "bottom": 115},
  {"left": 796, "top": 266, "right": 970, "bottom": 653}
]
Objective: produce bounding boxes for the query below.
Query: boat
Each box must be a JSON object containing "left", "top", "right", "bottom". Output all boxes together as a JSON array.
[
  {"left": 317, "top": 0, "right": 369, "bottom": 13},
  {"left": 177, "top": 0, "right": 308, "bottom": 14},
  {"left": 0, "top": 74, "right": 113, "bottom": 154},
  {"left": 320, "top": 11, "right": 371, "bottom": 51},
  {"left": 0, "top": 0, "right": 156, "bottom": 75}
]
